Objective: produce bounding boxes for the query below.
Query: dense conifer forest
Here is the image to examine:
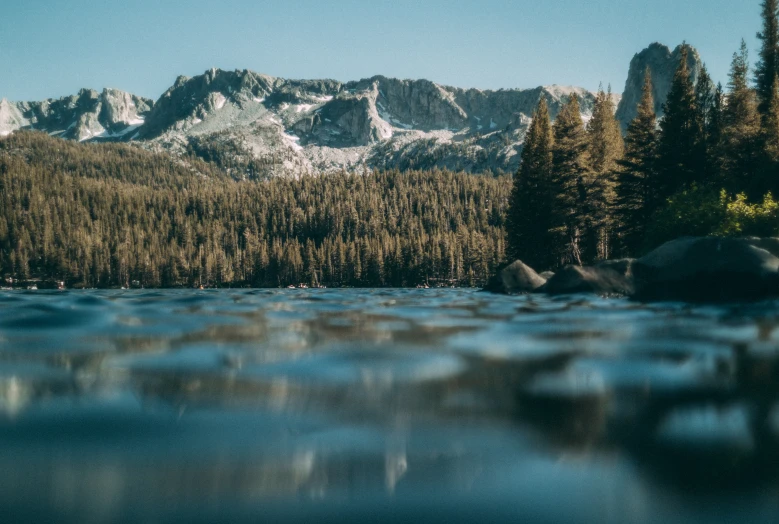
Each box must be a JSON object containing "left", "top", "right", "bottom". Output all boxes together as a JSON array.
[
  {"left": 506, "top": 0, "right": 779, "bottom": 269},
  {"left": 5, "top": 0, "right": 779, "bottom": 288},
  {"left": 0, "top": 132, "right": 508, "bottom": 288}
]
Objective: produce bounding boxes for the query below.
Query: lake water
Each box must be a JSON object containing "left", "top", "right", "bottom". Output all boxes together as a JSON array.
[{"left": 0, "top": 288, "right": 778, "bottom": 523}]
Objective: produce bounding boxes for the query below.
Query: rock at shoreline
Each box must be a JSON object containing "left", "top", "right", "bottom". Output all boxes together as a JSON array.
[
  {"left": 633, "top": 237, "right": 779, "bottom": 301},
  {"left": 538, "top": 264, "right": 635, "bottom": 296},
  {"left": 482, "top": 260, "right": 547, "bottom": 294},
  {"left": 595, "top": 258, "right": 636, "bottom": 277},
  {"left": 485, "top": 237, "right": 779, "bottom": 302}
]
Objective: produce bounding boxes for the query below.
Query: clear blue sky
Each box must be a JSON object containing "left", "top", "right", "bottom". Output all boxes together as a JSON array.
[{"left": 0, "top": 0, "right": 763, "bottom": 102}]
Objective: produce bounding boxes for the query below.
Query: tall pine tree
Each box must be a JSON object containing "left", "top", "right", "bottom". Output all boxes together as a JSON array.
[
  {"left": 761, "top": 74, "right": 779, "bottom": 192},
  {"left": 765, "top": 75, "right": 779, "bottom": 161},
  {"left": 587, "top": 85, "right": 624, "bottom": 259},
  {"left": 656, "top": 44, "right": 705, "bottom": 200},
  {"left": 552, "top": 93, "right": 592, "bottom": 265},
  {"left": 588, "top": 85, "right": 625, "bottom": 176},
  {"left": 756, "top": 0, "right": 779, "bottom": 116},
  {"left": 722, "top": 40, "right": 763, "bottom": 196},
  {"left": 615, "top": 69, "right": 658, "bottom": 256},
  {"left": 709, "top": 82, "right": 726, "bottom": 171},
  {"left": 506, "top": 97, "right": 556, "bottom": 270},
  {"left": 695, "top": 66, "right": 717, "bottom": 149},
  {"left": 756, "top": 1, "right": 779, "bottom": 195}
]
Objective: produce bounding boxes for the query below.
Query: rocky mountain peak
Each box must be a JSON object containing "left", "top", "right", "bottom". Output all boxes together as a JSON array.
[
  {"left": 2, "top": 45, "right": 686, "bottom": 177},
  {"left": 347, "top": 76, "right": 470, "bottom": 132},
  {"left": 0, "top": 98, "right": 29, "bottom": 137},
  {"left": 615, "top": 42, "right": 703, "bottom": 129},
  {"left": 3, "top": 88, "right": 153, "bottom": 142},
  {"left": 99, "top": 88, "right": 153, "bottom": 133},
  {"left": 0, "top": 69, "right": 605, "bottom": 177},
  {"left": 138, "top": 68, "right": 280, "bottom": 139}
]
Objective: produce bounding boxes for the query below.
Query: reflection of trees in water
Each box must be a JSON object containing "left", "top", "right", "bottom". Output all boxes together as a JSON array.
[
  {"left": 622, "top": 343, "right": 779, "bottom": 491},
  {"left": 125, "top": 342, "right": 779, "bottom": 494},
  {"left": 1, "top": 292, "right": 779, "bottom": 514}
]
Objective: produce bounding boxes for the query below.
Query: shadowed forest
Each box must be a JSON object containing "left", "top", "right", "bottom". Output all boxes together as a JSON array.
[{"left": 507, "top": 1, "right": 779, "bottom": 270}]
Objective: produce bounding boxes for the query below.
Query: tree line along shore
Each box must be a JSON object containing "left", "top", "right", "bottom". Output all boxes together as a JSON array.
[
  {"left": 4, "top": 1, "right": 779, "bottom": 290},
  {"left": 0, "top": 132, "right": 508, "bottom": 288}
]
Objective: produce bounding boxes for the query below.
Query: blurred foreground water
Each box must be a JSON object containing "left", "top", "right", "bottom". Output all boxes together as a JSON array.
[{"left": 1, "top": 289, "right": 778, "bottom": 523}]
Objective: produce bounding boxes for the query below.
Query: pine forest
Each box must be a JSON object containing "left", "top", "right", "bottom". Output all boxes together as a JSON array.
[{"left": 5, "top": 1, "right": 779, "bottom": 288}]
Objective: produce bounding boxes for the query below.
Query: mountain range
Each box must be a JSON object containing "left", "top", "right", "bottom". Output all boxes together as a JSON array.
[{"left": 0, "top": 43, "right": 702, "bottom": 178}]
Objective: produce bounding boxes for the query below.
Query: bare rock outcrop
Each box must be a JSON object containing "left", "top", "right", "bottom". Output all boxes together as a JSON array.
[
  {"left": 138, "top": 69, "right": 279, "bottom": 139},
  {"left": 1, "top": 64, "right": 613, "bottom": 177},
  {"left": 4, "top": 89, "right": 153, "bottom": 141},
  {"left": 316, "top": 83, "right": 392, "bottom": 146},
  {"left": 615, "top": 43, "right": 703, "bottom": 131}
]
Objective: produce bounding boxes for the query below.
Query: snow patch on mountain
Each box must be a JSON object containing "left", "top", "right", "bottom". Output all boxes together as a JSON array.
[
  {"left": 0, "top": 98, "right": 29, "bottom": 136},
  {"left": 2, "top": 89, "right": 153, "bottom": 143},
  {"left": 543, "top": 85, "right": 587, "bottom": 98},
  {"left": 283, "top": 132, "right": 304, "bottom": 152},
  {"left": 4, "top": 55, "right": 664, "bottom": 177}
]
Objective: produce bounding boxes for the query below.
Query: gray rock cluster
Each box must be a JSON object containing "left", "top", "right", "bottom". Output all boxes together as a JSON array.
[
  {"left": 488, "top": 237, "right": 779, "bottom": 302},
  {"left": 483, "top": 260, "right": 547, "bottom": 294},
  {"left": 539, "top": 261, "right": 635, "bottom": 296}
]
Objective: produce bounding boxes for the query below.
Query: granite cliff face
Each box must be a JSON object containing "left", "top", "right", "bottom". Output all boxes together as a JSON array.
[
  {"left": 128, "top": 69, "right": 598, "bottom": 177},
  {"left": 3, "top": 43, "right": 703, "bottom": 177},
  {"left": 137, "top": 68, "right": 279, "bottom": 139},
  {"left": 0, "top": 99, "right": 27, "bottom": 137},
  {"left": 615, "top": 43, "right": 703, "bottom": 130},
  {"left": 0, "top": 66, "right": 600, "bottom": 177},
  {"left": 2, "top": 89, "right": 153, "bottom": 141}
]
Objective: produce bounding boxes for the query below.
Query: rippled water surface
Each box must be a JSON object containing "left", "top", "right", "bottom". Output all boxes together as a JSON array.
[{"left": 1, "top": 289, "right": 779, "bottom": 523}]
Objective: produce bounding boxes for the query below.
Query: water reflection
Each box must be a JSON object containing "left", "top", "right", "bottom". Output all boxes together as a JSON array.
[{"left": 0, "top": 289, "right": 778, "bottom": 523}]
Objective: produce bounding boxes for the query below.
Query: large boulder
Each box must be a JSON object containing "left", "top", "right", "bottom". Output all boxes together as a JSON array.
[
  {"left": 483, "top": 260, "right": 546, "bottom": 294},
  {"left": 632, "top": 237, "right": 779, "bottom": 301},
  {"left": 595, "top": 258, "right": 636, "bottom": 276},
  {"left": 539, "top": 264, "right": 635, "bottom": 296}
]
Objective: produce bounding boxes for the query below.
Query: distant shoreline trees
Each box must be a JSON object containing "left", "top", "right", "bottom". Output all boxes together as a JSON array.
[{"left": 0, "top": 132, "right": 508, "bottom": 289}]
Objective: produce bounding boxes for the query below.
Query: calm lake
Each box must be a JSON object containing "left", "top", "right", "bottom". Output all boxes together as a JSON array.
[{"left": 1, "top": 288, "right": 778, "bottom": 523}]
